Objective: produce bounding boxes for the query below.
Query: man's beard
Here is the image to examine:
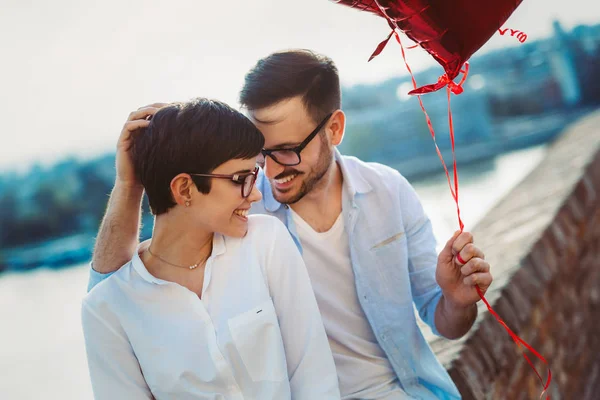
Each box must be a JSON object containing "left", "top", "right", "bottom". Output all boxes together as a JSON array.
[{"left": 271, "top": 138, "right": 333, "bottom": 205}]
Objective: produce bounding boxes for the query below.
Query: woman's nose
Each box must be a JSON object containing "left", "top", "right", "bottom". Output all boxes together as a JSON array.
[{"left": 248, "top": 184, "right": 262, "bottom": 203}]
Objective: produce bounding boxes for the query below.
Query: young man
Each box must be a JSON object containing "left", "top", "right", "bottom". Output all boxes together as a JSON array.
[{"left": 89, "top": 50, "right": 492, "bottom": 400}]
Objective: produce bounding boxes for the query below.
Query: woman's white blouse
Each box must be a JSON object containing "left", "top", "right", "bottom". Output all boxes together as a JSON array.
[{"left": 82, "top": 215, "right": 340, "bottom": 400}]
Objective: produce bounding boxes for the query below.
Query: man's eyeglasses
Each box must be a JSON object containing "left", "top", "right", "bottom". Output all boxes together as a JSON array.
[
  {"left": 188, "top": 166, "right": 259, "bottom": 198},
  {"left": 257, "top": 113, "right": 333, "bottom": 168}
]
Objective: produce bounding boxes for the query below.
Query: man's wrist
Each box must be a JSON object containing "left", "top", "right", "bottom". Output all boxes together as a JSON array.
[
  {"left": 91, "top": 181, "right": 143, "bottom": 274},
  {"left": 441, "top": 294, "right": 477, "bottom": 319},
  {"left": 113, "top": 180, "right": 144, "bottom": 200},
  {"left": 435, "top": 294, "right": 478, "bottom": 339}
]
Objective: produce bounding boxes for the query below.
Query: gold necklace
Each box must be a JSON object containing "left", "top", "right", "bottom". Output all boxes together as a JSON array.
[{"left": 147, "top": 247, "right": 207, "bottom": 270}]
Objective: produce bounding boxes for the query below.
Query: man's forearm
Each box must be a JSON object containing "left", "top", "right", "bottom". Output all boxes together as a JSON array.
[
  {"left": 434, "top": 295, "right": 477, "bottom": 340},
  {"left": 91, "top": 182, "right": 144, "bottom": 274}
]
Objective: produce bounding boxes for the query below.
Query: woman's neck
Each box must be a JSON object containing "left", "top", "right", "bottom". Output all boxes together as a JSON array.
[{"left": 141, "top": 213, "right": 213, "bottom": 295}]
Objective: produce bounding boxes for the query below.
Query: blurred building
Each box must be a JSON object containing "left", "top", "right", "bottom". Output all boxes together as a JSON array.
[{"left": 550, "top": 21, "right": 582, "bottom": 106}]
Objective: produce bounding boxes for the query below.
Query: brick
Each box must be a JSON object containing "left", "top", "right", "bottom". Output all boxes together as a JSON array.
[
  {"left": 550, "top": 221, "right": 568, "bottom": 253},
  {"left": 505, "top": 279, "right": 533, "bottom": 326},
  {"left": 565, "top": 195, "right": 585, "bottom": 223},
  {"left": 587, "top": 157, "right": 600, "bottom": 184},
  {"left": 450, "top": 360, "right": 480, "bottom": 400}
]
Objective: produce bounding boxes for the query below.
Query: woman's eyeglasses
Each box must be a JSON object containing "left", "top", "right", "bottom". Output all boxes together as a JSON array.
[{"left": 188, "top": 166, "right": 259, "bottom": 198}]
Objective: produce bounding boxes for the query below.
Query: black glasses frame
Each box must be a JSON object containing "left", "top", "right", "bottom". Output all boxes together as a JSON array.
[
  {"left": 259, "top": 113, "right": 333, "bottom": 167},
  {"left": 188, "top": 166, "right": 259, "bottom": 198}
]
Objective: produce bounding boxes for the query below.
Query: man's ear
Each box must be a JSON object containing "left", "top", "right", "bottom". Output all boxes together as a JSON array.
[{"left": 328, "top": 110, "right": 346, "bottom": 146}]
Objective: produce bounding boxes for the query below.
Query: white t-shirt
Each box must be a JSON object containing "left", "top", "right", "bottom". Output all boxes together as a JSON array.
[
  {"left": 82, "top": 215, "right": 340, "bottom": 400},
  {"left": 291, "top": 210, "right": 412, "bottom": 400}
]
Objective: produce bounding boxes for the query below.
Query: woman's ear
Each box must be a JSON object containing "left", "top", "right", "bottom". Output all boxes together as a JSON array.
[{"left": 170, "top": 174, "right": 194, "bottom": 207}]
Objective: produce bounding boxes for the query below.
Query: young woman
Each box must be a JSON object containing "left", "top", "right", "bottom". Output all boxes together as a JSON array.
[{"left": 82, "top": 98, "right": 340, "bottom": 399}]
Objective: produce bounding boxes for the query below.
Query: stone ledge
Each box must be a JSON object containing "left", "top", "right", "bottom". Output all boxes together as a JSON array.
[{"left": 426, "top": 109, "right": 600, "bottom": 399}]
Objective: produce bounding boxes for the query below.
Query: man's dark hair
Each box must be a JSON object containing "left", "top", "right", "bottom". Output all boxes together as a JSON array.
[
  {"left": 239, "top": 49, "right": 341, "bottom": 123},
  {"left": 132, "top": 98, "right": 264, "bottom": 215}
]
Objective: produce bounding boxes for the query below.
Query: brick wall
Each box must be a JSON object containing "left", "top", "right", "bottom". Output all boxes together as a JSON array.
[{"left": 427, "top": 110, "right": 600, "bottom": 399}]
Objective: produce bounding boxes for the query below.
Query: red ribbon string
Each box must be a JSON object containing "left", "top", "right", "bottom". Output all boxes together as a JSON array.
[
  {"left": 385, "top": 29, "right": 552, "bottom": 399},
  {"left": 477, "top": 286, "right": 552, "bottom": 399},
  {"left": 391, "top": 30, "right": 465, "bottom": 231}
]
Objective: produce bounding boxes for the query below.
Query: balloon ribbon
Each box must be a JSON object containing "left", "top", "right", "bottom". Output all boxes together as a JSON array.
[{"left": 369, "top": 28, "right": 552, "bottom": 399}]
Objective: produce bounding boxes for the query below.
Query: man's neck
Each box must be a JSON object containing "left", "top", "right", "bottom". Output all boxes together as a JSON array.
[{"left": 290, "top": 161, "right": 344, "bottom": 233}]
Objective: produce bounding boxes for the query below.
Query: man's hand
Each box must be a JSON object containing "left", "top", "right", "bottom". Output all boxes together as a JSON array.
[
  {"left": 89, "top": 103, "right": 168, "bottom": 278},
  {"left": 116, "top": 103, "right": 169, "bottom": 189},
  {"left": 436, "top": 231, "right": 493, "bottom": 309}
]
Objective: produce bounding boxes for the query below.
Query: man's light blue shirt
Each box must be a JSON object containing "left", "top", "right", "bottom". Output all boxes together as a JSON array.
[{"left": 88, "top": 149, "right": 461, "bottom": 400}]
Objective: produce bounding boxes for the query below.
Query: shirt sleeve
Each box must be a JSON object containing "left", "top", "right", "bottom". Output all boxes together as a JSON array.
[
  {"left": 265, "top": 219, "right": 341, "bottom": 399},
  {"left": 87, "top": 263, "right": 115, "bottom": 292},
  {"left": 396, "top": 172, "right": 444, "bottom": 336},
  {"left": 88, "top": 239, "right": 152, "bottom": 292},
  {"left": 81, "top": 299, "right": 154, "bottom": 400}
]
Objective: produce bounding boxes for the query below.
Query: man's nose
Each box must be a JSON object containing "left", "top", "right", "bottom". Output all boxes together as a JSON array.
[{"left": 264, "top": 155, "right": 285, "bottom": 179}]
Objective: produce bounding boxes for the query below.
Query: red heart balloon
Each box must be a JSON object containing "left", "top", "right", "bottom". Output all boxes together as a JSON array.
[{"left": 334, "top": 0, "right": 523, "bottom": 94}]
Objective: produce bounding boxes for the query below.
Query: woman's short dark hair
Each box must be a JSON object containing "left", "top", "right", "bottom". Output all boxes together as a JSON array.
[
  {"left": 239, "top": 49, "right": 341, "bottom": 123},
  {"left": 132, "top": 98, "right": 264, "bottom": 215}
]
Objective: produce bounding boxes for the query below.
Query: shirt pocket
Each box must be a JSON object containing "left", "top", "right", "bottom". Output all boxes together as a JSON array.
[
  {"left": 228, "top": 300, "right": 288, "bottom": 382},
  {"left": 369, "top": 231, "right": 413, "bottom": 296},
  {"left": 370, "top": 231, "right": 406, "bottom": 252}
]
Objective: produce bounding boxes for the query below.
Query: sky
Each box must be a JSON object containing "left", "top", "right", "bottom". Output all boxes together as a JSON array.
[{"left": 1, "top": 0, "right": 599, "bottom": 171}]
